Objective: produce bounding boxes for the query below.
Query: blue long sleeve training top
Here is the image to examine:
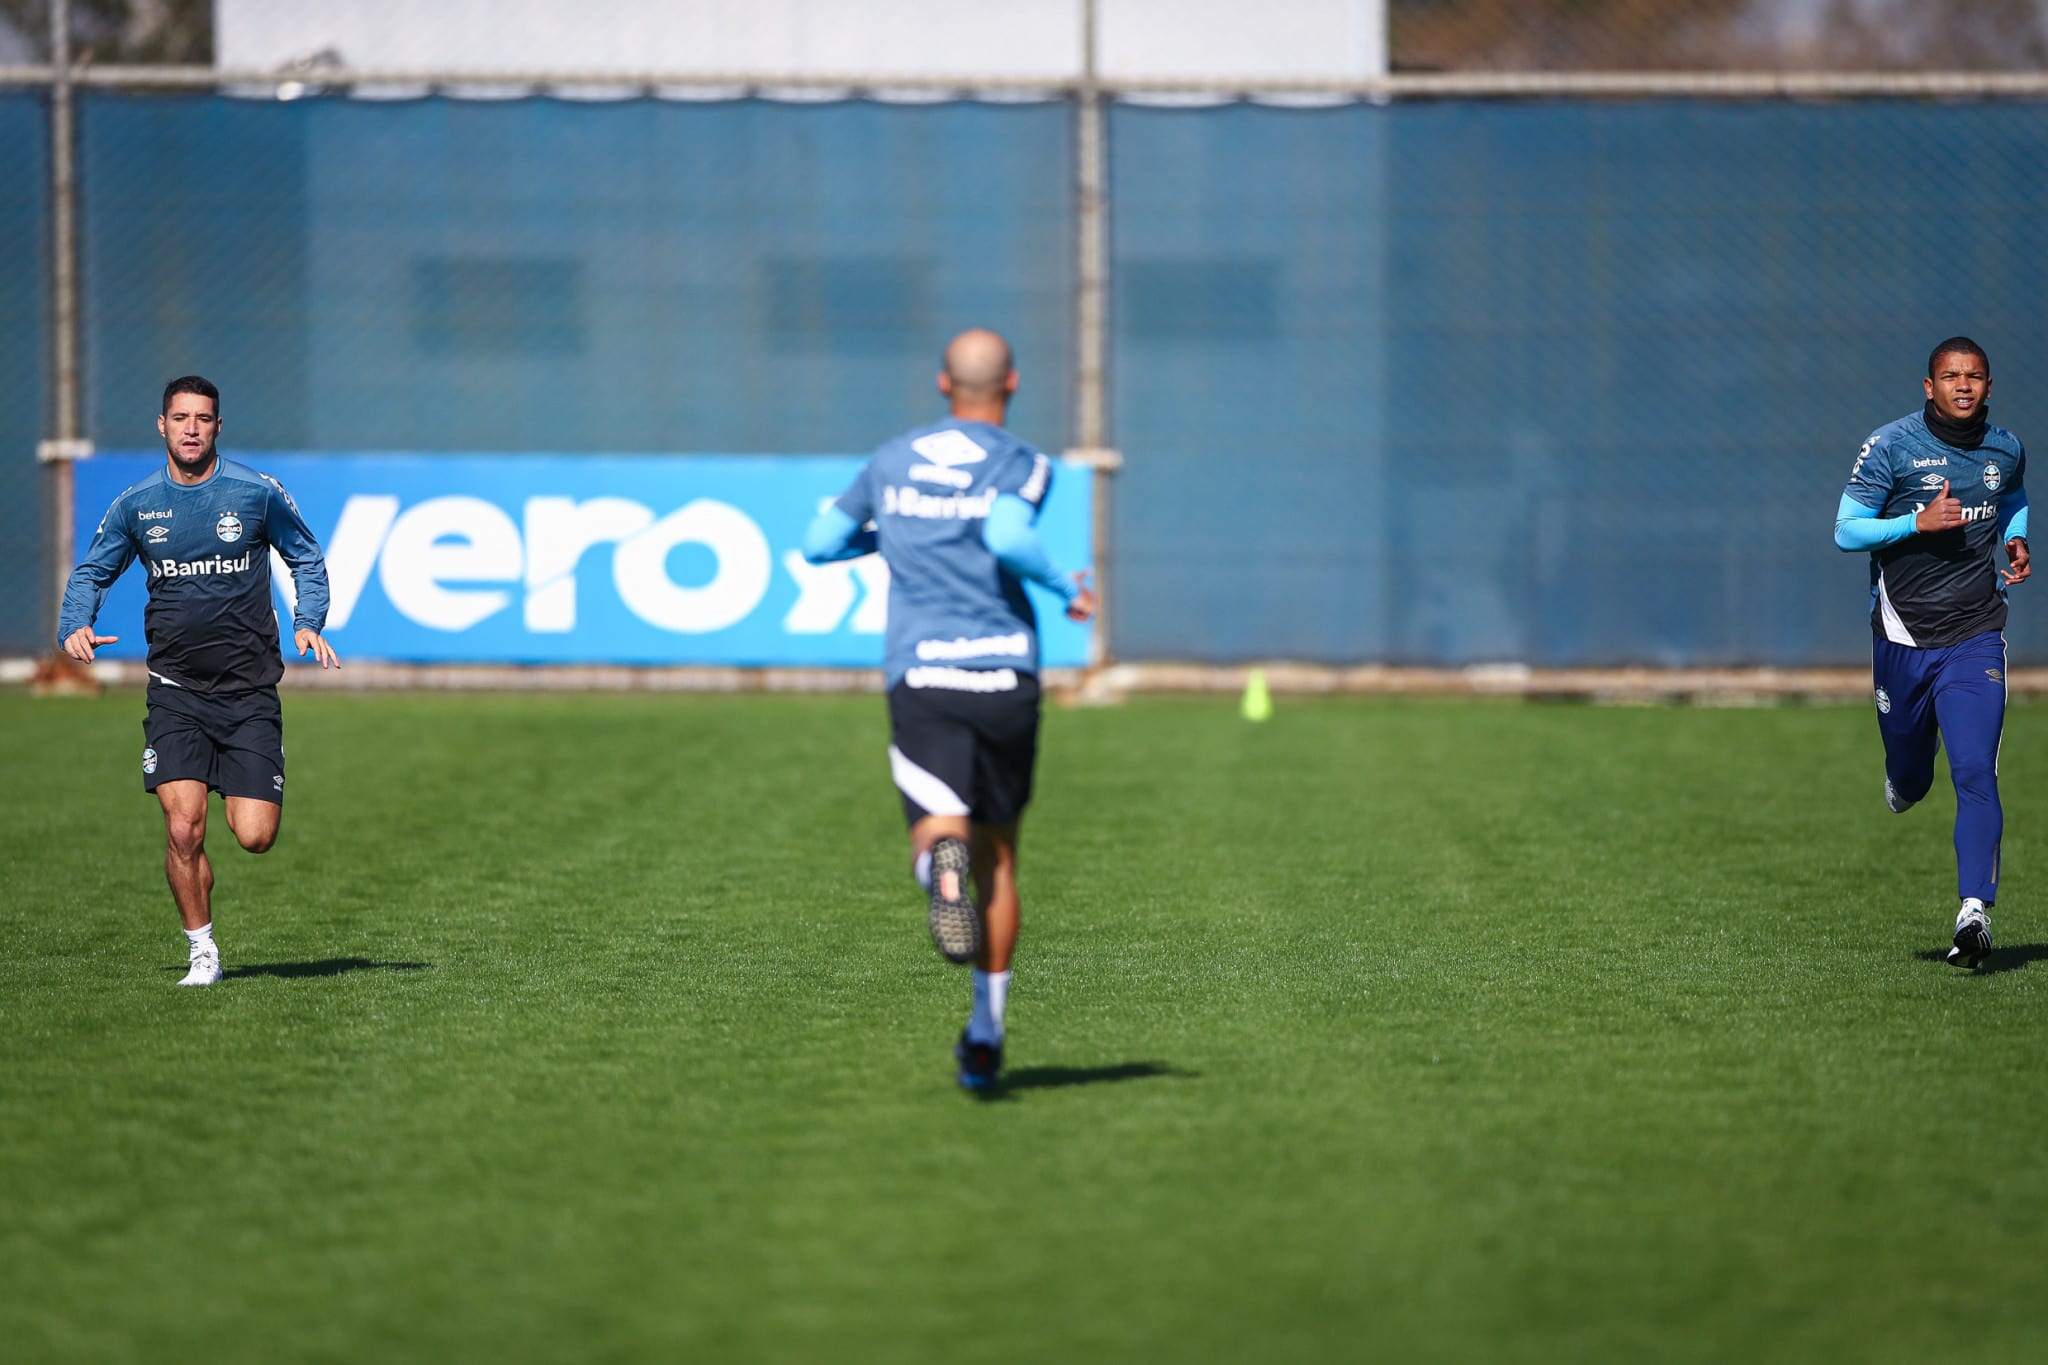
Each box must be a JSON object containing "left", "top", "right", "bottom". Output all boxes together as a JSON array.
[
  {"left": 59, "top": 457, "right": 329, "bottom": 692},
  {"left": 1836, "top": 409, "right": 2027, "bottom": 648},
  {"left": 804, "top": 418, "right": 1079, "bottom": 686}
]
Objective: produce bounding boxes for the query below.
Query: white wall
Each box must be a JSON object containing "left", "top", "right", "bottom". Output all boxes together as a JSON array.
[{"left": 216, "top": 0, "right": 1387, "bottom": 82}]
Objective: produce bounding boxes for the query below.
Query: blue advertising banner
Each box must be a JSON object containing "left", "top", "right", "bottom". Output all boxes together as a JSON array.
[{"left": 72, "top": 454, "right": 1094, "bottom": 668}]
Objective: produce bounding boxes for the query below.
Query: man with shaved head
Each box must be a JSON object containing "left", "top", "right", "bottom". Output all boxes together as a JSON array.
[
  {"left": 942, "top": 328, "right": 1014, "bottom": 402},
  {"left": 805, "top": 329, "right": 1097, "bottom": 1090},
  {"left": 1836, "top": 337, "right": 2029, "bottom": 968}
]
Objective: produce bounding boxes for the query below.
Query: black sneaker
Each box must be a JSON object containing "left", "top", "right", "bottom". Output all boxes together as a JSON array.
[
  {"left": 956, "top": 1029, "right": 1004, "bottom": 1090},
  {"left": 927, "top": 837, "right": 982, "bottom": 964}
]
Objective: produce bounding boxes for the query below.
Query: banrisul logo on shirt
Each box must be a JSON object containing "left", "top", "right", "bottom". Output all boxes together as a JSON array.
[
  {"left": 216, "top": 511, "right": 244, "bottom": 543},
  {"left": 1984, "top": 461, "right": 2003, "bottom": 491}
]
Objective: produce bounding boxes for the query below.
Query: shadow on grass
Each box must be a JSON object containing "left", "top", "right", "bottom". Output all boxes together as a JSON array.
[
  {"left": 160, "top": 958, "right": 434, "bottom": 980},
  {"left": 974, "top": 1061, "right": 1194, "bottom": 1102},
  {"left": 1914, "top": 941, "right": 2048, "bottom": 976}
]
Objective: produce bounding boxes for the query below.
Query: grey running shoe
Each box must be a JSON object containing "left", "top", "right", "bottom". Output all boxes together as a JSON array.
[
  {"left": 1947, "top": 899, "right": 1993, "bottom": 969},
  {"left": 926, "top": 836, "right": 981, "bottom": 964}
]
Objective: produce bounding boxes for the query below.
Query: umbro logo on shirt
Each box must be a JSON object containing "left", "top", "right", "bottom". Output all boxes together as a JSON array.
[
  {"left": 909, "top": 430, "right": 991, "bottom": 468},
  {"left": 146, "top": 526, "right": 169, "bottom": 544}
]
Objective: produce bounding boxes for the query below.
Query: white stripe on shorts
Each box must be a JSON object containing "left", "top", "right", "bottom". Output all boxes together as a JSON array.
[{"left": 889, "top": 744, "right": 971, "bottom": 817}]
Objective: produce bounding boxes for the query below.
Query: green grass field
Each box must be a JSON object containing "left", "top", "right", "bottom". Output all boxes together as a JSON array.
[{"left": 4, "top": 687, "right": 2045, "bottom": 1363}]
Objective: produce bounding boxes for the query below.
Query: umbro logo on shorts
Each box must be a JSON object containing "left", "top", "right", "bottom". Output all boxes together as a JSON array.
[{"left": 1987, "top": 669, "right": 2005, "bottom": 683}]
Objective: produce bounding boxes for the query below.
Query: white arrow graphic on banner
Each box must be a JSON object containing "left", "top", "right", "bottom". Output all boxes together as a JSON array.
[{"left": 782, "top": 551, "right": 888, "bottom": 634}]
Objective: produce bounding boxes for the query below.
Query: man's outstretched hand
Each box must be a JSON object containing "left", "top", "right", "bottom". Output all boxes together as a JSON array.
[
  {"left": 61, "top": 628, "right": 117, "bottom": 663},
  {"left": 295, "top": 628, "right": 340, "bottom": 669},
  {"left": 1067, "top": 571, "right": 1099, "bottom": 623},
  {"left": 2003, "top": 537, "right": 2031, "bottom": 586}
]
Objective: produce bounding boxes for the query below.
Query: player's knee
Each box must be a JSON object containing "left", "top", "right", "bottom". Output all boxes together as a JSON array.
[
  {"left": 1950, "top": 759, "right": 1999, "bottom": 800},
  {"left": 164, "top": 818, "right": 205, "bottom": 860},
  {"left": 236, "top": 826, "right": 277, "bottom": 855}
]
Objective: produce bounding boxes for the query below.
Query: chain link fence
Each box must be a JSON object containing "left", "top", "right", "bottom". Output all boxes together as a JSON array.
[
  {"left": 8, "top": 2, "right": 2048, "bottom": 664},
  {"left": 74, "top": 95, "right": 1075, "bottom": 458},
  {"left": 1109, "top": 100, "right": 2048, "bottom": 665},
  {"left": 0, "top": 87, "right": 51, "bottom": 653}
]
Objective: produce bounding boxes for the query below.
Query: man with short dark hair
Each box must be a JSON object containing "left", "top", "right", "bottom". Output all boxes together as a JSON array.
[
  {"left": 804, "top": 329, "right": 1097, "bottom": 1089},
  {"left": 1836, "top": 337, "right": 2028, "bottom": 968},
  {"left": 59, "top": 376, "right": 337, "bottom": 985}
]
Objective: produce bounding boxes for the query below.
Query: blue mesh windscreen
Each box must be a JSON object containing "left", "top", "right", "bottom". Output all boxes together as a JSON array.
[
  {"left": 0, "top": 92, "right": 51, "bottom": 652},
  {"left": 55, "top": 93, "right": 2048, "bottom": 667},
  {"left": 1110, "top": 101, "right": 2048, "bottom": 666},
  {"left": 77, "top": 95, "right": 1075, "bottom": 455}
]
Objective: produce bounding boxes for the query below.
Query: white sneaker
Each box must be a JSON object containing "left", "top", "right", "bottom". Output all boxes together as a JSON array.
[
  {"left": 1947, "top": 899, "right": 1993, "bottom": 970},
  {"left": 1885, "top": 779, "right": 1915, "bottom": 814},
  {"left": 178, "top": 947, "right": 221, "bottom": 987}
]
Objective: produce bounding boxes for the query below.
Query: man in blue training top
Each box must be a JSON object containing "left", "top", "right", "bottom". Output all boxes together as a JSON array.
[
  {"left": 804, "top": 329, "right": 1097, "bottom": 1089},
  {"left": 60, "top": 376, "right": 338, "bottom": 986},
  {"left": 1836, "top": 337, "right": 2029, "bottom": 969}
]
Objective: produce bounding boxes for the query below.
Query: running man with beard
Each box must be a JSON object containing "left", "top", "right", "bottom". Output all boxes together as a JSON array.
[
  {"left": 59, "top": 376, "right": 337, "bottom": 985},
  {"left": 1836, "top": 337, "right": 2029, "bottom": 968},
  {"left": 804, "top": 329, "right": 1097, "bottom": 1088}
]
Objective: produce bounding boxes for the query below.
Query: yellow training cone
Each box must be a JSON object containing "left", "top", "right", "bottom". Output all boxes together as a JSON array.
[{"left": 1241, "top": 667, "right": 1273, "bottom": 722}]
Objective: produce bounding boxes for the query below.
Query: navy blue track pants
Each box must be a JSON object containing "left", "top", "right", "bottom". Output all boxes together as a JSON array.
[{"left": 1873, "top": 627, "right": 2007, "bottom": 904}]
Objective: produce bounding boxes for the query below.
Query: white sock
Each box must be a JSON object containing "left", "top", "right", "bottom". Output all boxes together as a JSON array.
[
  {"left": 969, "top": 969, "right": 1011, "bottom": 1044},
  {"left": 913, "top": 849, "right": 933, "bottom": 892},
  {"left": 184, "top": 922, "right": 215, "bottom": 956}
]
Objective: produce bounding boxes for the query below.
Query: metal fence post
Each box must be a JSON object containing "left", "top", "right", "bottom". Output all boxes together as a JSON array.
[
  {"left": 1072, "top": 0, "right": 1119, "bottom": 670},
  {"left": 40, "top": 0, "right": 92, "bottom": 654}
]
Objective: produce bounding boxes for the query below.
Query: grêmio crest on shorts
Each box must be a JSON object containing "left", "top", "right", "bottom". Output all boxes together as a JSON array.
[{"left": 1843, "top": 410, "right": 2025, "bottom": 649}]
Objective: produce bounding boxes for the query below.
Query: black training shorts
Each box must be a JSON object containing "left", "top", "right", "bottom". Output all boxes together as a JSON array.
[
  {"left": 141, "top": 681, "right": 286, "bottom": 804},
  {"left": 886, "top": 669, "right": 1041, "bottom": 827}
]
